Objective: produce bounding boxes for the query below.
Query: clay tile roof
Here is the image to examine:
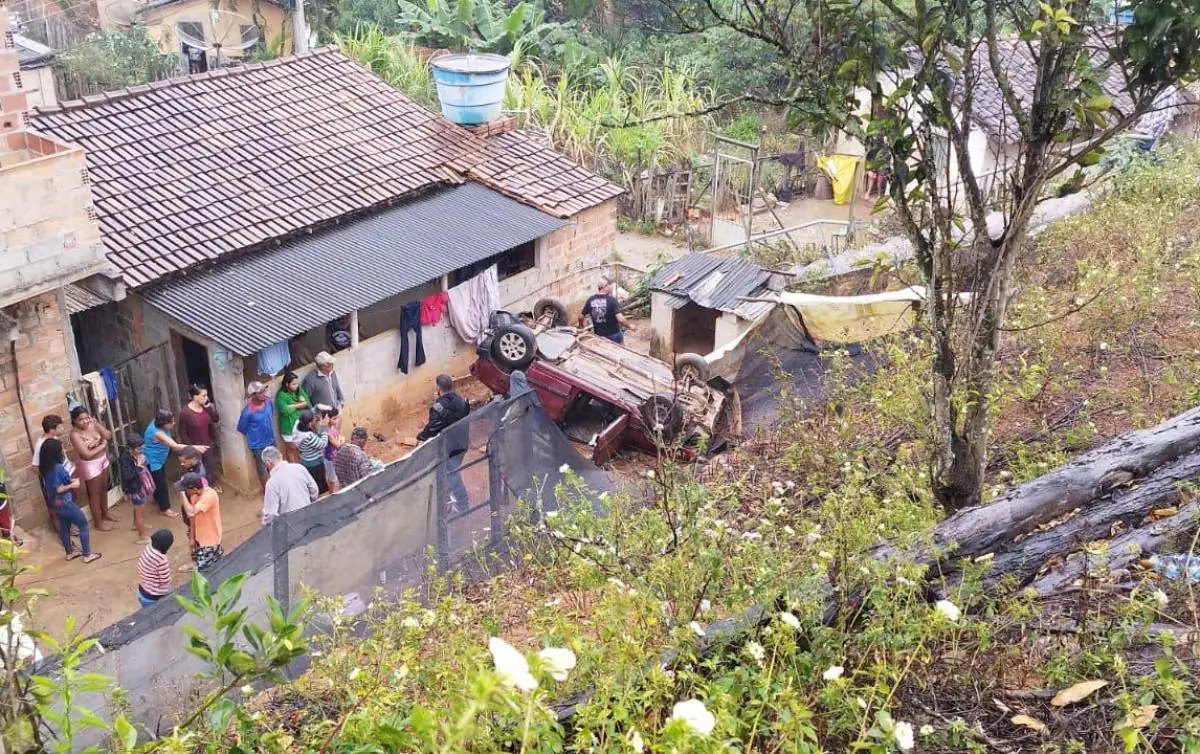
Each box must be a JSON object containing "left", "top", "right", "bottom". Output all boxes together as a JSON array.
[{"left": 31, "top": 48, "right": 623, "bottom": 288}]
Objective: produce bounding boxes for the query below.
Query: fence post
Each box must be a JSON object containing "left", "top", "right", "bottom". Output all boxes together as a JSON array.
[{"left": 488, "top": 447, "right": 504, "bottom": 548}]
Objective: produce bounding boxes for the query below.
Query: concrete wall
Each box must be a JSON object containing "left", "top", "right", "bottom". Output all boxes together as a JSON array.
[
  {"left": 0, "top": 134, "right": 107, "bottom": 308},
  {"left": 21, "top": 65, "right": 55, "bottom": 109},
  {"left": 0, "top": 291, "right": 78, "bottom": 530},
  {"left": 649, "top": 292, "right": 675, "bottom": 359},
  {"left": 139, "top": 0, "right": 293, "bottom": 59}
]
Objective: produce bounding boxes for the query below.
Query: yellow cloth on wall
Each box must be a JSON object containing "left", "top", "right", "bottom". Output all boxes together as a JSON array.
[{"left": 817, "top": 154, "right": 861, "bottom": 205}]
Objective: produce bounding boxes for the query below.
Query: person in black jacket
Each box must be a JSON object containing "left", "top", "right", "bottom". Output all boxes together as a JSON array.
[{"left": 417, "top": 374, "right": 470, "bottom": 513}]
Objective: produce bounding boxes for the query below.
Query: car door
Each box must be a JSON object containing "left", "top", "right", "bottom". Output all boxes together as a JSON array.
[
  {"left": 527, "top": 362, "right": 577, "bottom": 422},
  {"left": 592, "top": 412, "right": 629, "bottom": 465}
]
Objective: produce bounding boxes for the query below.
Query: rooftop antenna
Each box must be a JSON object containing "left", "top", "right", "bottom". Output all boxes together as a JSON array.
[{"left": 174, "top": 8, "right": 260, "bottom": 67}]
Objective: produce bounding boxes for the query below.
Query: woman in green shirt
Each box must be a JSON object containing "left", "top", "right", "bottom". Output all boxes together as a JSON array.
[{"left": 275, "top": 371, "right": 310, "bottom": 463}]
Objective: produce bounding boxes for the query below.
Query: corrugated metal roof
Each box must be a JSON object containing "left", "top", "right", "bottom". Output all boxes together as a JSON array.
[
  {"left": 63, "top": 284, "right": 109, "bottom": 314},
  {"left": 141, "top": 182, "right": 567, "bottom": 356},
  {"left": 649, "top": 253, "right": 772, "bottom": 318}
]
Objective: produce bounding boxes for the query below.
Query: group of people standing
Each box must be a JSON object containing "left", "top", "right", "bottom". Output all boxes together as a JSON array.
[{"left": 30, "top": 348, "right": 476, "bottom": 610}]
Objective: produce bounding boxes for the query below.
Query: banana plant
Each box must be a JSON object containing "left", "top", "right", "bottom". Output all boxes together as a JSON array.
[{"left": 396, "top": 0, "right": 562, "bottom": 57}]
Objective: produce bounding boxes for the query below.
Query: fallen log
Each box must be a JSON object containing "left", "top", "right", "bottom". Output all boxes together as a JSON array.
[
  {"left": 906, "top": 405, "right": 1200, "bottom": 563},
  {"left": 947, "top": 450, "right": 1200, "bottom": 593},
  {"left": 1030, "top": 500, "right": 1200, "bottom": 594}
]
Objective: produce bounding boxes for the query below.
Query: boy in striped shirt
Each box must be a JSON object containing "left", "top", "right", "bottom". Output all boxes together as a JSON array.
[{"left": 137, "top": 529, "right": 175, "bottom": 608}]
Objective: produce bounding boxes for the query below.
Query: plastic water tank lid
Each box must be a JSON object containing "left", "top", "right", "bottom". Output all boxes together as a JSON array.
[{"left": 430, "top": 52, "right": 511, "bottom": 74}]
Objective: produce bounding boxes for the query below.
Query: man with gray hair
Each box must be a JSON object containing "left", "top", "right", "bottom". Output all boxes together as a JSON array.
[
  {"left": 302, "top": 352, "right": 345, "bottom": 412},
  {"left": 261, "top": 445, "right": 319, "bottom": 526},
  {"left": 578, "top": 277, "right": 627, "bottom": 344}
]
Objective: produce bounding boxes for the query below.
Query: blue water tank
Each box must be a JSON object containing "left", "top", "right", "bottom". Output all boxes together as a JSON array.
[{"left": 430, "top": 53, "right": 511, "bottom": 126}]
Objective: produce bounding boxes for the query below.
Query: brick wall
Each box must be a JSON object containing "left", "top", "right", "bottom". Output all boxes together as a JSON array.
[
  {"left": 0, "top": 290, "right": 75, "bottom": 530},
  {"left": 0, "top": 4, "right": 25, "bottom": 145}
]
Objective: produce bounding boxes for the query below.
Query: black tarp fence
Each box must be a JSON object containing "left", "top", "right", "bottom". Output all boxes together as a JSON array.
[{"left": 54, "top": 394, "right": 613, "bottom": 743}]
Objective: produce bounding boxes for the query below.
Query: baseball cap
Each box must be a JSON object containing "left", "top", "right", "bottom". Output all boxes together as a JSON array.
[
  {"left": 175, "top": 472, "right": 204, "bottom": 491},
  {"left": 247, "top": 381, "right": 267, "bottom": 396}
]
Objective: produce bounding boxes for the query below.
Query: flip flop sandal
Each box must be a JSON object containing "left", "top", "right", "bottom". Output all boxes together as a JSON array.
[
  {"left": 65, "top": 551, "right": 83, "bottom": 561},
  {"left": 82, "top": 553, "right": 102, "bottom": 564}
]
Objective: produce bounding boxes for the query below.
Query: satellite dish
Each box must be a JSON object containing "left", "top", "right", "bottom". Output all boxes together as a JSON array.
[
  {"left": 174, "top": 8, "right": 260, "bottom": 65},
  {"left": 103, "top": 0, "right": 137, "bottom": 28}
]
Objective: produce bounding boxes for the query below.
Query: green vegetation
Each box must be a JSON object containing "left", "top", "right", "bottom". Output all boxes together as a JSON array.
[{"left": 54, "top": 26, "right": 178, "bottom": 101}]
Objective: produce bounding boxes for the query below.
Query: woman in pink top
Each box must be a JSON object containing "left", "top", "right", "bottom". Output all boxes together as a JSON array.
[{"left": 69, "top": 406, "right": 118, "bottom": 531}]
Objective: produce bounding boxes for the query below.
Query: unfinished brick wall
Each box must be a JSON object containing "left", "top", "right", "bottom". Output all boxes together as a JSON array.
[{"left": 0, "top": 291, "right": 74, "bottom": 530}]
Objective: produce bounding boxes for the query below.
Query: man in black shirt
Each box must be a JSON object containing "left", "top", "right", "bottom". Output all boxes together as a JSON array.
[
  {"left": 418, "top": 374, "right": 471, "bottom": 513},
  {"left": 578, "top": 278, "right": 628, "bottom": 344}
]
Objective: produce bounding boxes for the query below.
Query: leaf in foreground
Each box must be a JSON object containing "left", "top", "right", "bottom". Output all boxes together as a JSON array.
[
  {"left": 1050, "top": 680, "right": 1108, "bottom": 707},
  {"left": 1010, "top": 714, "right": 1048, "bottom": 733}
]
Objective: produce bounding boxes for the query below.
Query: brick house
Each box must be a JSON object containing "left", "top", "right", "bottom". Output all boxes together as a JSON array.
[
  {"left": 0, "top": 1, "right": 123, "bottom": 531},
  {"left": 31, "top": 48, "right": 623, "bottom": 491}
]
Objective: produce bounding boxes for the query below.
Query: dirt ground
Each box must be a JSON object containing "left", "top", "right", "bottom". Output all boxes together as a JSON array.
[{"left": 20, "top": 319, "right": 660, "bottom": 640}]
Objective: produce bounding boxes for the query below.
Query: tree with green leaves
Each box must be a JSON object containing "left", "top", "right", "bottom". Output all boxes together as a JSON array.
[
  {"left": 664, "top": 0, "right": 1200, "bottom": 510},
  {"left": 54, "top": 25, "right": 178, "bottom": 101},
  {"left": 396, "top": 0, "right": 565, "bottom": 58}
]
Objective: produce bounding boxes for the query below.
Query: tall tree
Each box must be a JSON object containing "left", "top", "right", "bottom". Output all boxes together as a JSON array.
[{"left": 668, "top": 0, "right": 1200, "bottom": 510}]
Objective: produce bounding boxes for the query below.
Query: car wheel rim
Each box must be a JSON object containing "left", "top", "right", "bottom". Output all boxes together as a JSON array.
[{"left": 498, "top": 333, "right": 528, "bottom": 361}]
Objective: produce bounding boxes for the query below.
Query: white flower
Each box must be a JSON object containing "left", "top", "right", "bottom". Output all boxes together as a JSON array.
[
  {"left": 630, "top": 730, "right": 645, "bottom": 753},
  {"left": 894, "top": 721, "right": 915, "bottom": 751},
  {"left": 348, "top": 667, "right": 361, "bottom": 681},
  {"left": 745, "top": 641, "right": 765, "bottom": 663},
  {"left": 689, "top": 621, "right": 706, "bottom": 637},
  {"left": 670, "top": 699, "right": 716, "bottom": 736},
  {"left": 545, "top": 509, "right": 560, "bottom": 519},
  {"left": 822, "top": 665, "right": 844, "bottom": 681},
  {"left": 240, "top": 684, "right": 254, "bottom": 696},
  {"left": 818, "top": 550, "right": 833, "bottom": 559},
  {"left": 489, "top": 637, "right": 538, "bottom": 692},
  {"left": 856, "top": 697, "right": 868, "bottom": 710},
  {"left": 778, "top": 611, "right": 800, "bottom": 630},
  {"left": 934, "top": 599, "right": 961, "bottom": 622},
  {"left": 537, "top": 647, "right": 577, "bottom": 682},
  {"left": 783, "top": 525, "right": 796, "bottom": 535},
  {"left": 699, "top": 599, "right": 712, "bottom": 614},
  {"left": 1152, "top": 589, "right": 1169, "bottom": 608},
  {"left": 559, "top": 463, "right": 571, "bottom": 474},
  {"left": 919, "top": 724, "right": 934, "bottom": 737},
  {"left": 645, "top": 470, "right": 656, "bottom": 479},
  {"left": 401, "top": 616, "right": 420, "bottom": 629}
]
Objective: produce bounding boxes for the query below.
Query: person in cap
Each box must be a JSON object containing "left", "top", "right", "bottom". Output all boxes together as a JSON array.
[
  {"left": 260, "top": 445, "right": 319, "bottom": 526},
  {"left": 578, "top": 277, "right": 628, "bottom": 344},
  {"left": 236, "top": 381, "right": 276, "bottom": 491},
  {"left": 178, "top": 472, "right": 223, "bottom": 572},
  {"left": 417, "top": 374, "right": 470, "bottom": 513},
  {"left": 302, "top": 352, "right": 345, "bottom": 412},
  {"left": 333, "top": 426, "right": 381, "bottom": 487}
]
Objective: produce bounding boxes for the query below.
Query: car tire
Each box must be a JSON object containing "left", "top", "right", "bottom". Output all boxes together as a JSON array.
[
  {"left": 491, "top": 323, "right": 537, "bottom": 371},
  {"left": 674, "top": 353, "right": 711, "bottom": 383},
  {"left": 533, "top": 297, "right": 569, "bottom": 328},
  {"left": 640, "top": 393, "right": 684, "bottom": 442}
]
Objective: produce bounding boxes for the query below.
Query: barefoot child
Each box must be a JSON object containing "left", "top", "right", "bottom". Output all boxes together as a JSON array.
[{"left": 119, "top": 437, "right": 155, "bottom": 543}]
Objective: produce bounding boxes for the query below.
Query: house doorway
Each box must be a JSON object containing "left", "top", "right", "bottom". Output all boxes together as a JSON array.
[
  {"left": 671, "top": 303, "right": 719, "bottom": 356},
  {"left": 178, "top": 334, "right": 212, "bottom": 394}
]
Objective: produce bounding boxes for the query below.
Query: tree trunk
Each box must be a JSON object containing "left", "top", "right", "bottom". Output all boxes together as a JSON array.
[
  {"left": 941, "top": 449, "right": 1200, "bottom": 593},
  {"left": 1030, "top": 500, "right": 1200, "bottom": 595},
  {"left": 923, "top": 404, "right": 1200, "bottom": 562}
]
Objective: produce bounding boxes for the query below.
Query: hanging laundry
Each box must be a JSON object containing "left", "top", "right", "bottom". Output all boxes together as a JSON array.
[
  {"left": 420, "top": 290, "right": 450, "bottom": 326},
  {"left": 397, "top": 301, "right": 427, "bottom": 373},
  {"left": 98, "top": 366, "right": 119, "bottom": 400},
  {"left": 257, "top": 340, "right": 292, "bottom": 376},
  {"left": 447, "top": 266, "right": 500, "bottom": 344}
]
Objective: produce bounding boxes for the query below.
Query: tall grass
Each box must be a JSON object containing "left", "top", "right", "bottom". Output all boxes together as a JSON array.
[{"left": 338, "top": 27, "right": 714, "bottom": 186}]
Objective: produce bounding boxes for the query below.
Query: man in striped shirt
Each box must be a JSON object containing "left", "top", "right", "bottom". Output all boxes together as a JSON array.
[{"left": 136, "top": 529, "right": 174, "bottom": 608}]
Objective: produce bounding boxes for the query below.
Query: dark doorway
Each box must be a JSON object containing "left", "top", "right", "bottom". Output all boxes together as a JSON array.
[{"left": 179, "top": 335, "right": 212, "bottom": 393}]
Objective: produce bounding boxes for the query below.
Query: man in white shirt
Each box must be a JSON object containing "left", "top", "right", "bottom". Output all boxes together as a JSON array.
[{"left": 260, "top": 446, "right": 319, "bottom": 526}]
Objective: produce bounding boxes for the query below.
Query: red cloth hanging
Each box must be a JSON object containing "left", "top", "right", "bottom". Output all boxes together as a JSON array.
[{"left": 420, "top": 290, "right": 450, "bottom": 325}]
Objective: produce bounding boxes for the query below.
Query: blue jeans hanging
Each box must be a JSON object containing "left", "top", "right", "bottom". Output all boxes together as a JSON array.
[{"left": 398, "top": 301, "right": 426, "bottom": 374}]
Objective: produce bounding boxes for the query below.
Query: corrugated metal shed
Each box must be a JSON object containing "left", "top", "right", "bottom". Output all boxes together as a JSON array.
[
  {"left": 141, "top": 183, "right": 567, "bottom": 356},
  {"left": 649, "top": 253, "right": 774, "bottom": 320}
]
